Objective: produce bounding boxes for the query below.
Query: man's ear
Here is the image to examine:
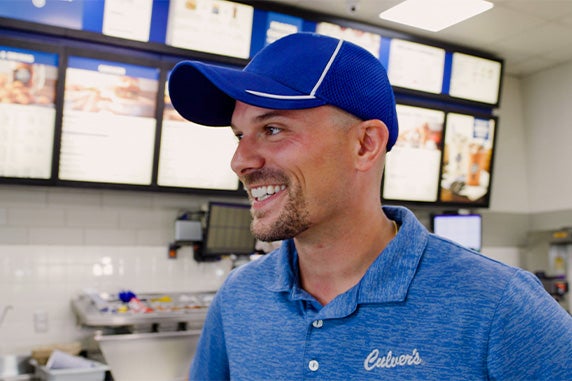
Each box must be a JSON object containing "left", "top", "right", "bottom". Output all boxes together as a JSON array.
[{"left": 354, "top": 119, "right": 389, "bottom": 171}]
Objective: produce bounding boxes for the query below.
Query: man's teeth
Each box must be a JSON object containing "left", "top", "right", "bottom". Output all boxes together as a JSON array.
[{"left": 250, "top": 185, "right": 286, "bottom": 200}]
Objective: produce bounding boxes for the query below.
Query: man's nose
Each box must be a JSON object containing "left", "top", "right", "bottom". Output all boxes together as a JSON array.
[{"left": 230, "top": 135, "right": 265, "bottom": 176}]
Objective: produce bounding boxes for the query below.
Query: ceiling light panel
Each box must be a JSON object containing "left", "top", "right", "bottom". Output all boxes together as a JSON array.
[{"left": 379, "top": 0, "right": 494, "bottom": 32}]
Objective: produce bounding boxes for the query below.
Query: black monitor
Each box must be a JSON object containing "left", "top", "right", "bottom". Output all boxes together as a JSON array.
[
  {"left": 199, "top": 202, "right": 256, "bottom": 261},
  {"left": 431, "top": 213, "right": 482, "bottom": 251}
]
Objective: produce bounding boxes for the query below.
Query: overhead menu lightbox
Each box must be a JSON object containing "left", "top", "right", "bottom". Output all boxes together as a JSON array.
[
  {"left": 383, "top": 104, "right": 445, "bottom": 203},
  {"left": 59, "top": 55, "right": 159, "bottom": 186},
  {"left": 0, "top": 43, "right": 59, "bottom": 180},
  {"left": 439, "top": 113, "right": 496, "bottom": 206},
  {"left": 165, "top": 0, "right": 254, "bottom": 59},
  {"left": 449, "top": 52, "right": 502, "bottom": 105},
  {"left": 387, "top": 39, "right": 446, "bottom": 95},
  {"left": 101, "top": 0, "right": 154, "bottom": 42},
  {"left": 315, "top": 22, "right": 382, "bottom": 59},
  {"left": 157, "top": 77, "right": 239, "bottom": 191}
]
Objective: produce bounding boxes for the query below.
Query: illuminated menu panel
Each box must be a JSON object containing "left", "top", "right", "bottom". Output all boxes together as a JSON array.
[
  {"left": 59, "top": 56, "right": 159, "bottom": 185},
  {"left": 102, "top": 0, "right": 154, "bottom": 42},
  {"left": 440, "top": 113, "right": 495, "bottom": 204},
  {"left": 316, "top": 22, "right": 381, "bottom": 58},
  {"left": 0, "top": 45, "right": 58, "bottom": 179},
  {"left": 0, "top": 0, "right": 83, "bottom": 30},
  {"left": 157, "top": 84, "right": 239, "bottom": 190},
  {"left": 264, "top": 12, "right": 302, "bottom": 45},
  {"left": 383, "top": 104, "right": 445, "bottom": 202},
  {"left": 166, "top": 0, "right": 254, "bottom": 59},
  {"left": 449, "top": 52, "right": 502, "bottom": 105},
  {"left": 387, "top": 39, "right": 445, "bottom": 94}
]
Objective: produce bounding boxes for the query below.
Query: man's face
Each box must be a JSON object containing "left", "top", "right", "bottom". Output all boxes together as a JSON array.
[{"left": 230, "top": 102, "right": 356, "bottom": 242}]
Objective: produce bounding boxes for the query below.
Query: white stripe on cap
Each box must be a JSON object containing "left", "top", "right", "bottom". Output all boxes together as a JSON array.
[{"left": 245, "top": 38, "right": 344, "bottom": 100}]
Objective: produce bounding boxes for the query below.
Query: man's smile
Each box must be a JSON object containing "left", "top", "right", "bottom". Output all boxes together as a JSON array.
[{"left": 248, "top": 184, "right": 287, "bottom": 202}]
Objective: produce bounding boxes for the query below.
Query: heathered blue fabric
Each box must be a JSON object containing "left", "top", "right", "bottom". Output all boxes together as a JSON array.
[{"left": 190, "top": 206, "right": 572, "bottom": 380}]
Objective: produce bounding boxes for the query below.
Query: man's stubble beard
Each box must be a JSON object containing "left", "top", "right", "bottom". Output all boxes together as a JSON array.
[{"left": 250, "top": 182, "right": 311, "bottom": 242}]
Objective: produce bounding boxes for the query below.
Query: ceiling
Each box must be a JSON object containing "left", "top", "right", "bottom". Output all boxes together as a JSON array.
[{"left": 262, "top": 0, "right": 572, "bottom": 78}]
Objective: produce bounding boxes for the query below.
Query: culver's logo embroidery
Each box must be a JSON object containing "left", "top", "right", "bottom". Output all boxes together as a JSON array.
[{"left": 364, "top": 348, "right": 423, "bottom": 371}]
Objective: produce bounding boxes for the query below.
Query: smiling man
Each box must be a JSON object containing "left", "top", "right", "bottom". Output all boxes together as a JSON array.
[{"left": 169, "top": 33, "right": 572, "bottom": 380}]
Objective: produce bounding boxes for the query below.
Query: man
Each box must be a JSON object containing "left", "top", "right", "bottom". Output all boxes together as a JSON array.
[{"left": 169, "top": 33, "right": 572, "bottom": 380}]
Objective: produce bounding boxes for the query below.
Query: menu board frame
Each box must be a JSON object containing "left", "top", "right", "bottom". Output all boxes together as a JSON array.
[{"left": 0, "top": 0, "right": 504, "bottom": 203}]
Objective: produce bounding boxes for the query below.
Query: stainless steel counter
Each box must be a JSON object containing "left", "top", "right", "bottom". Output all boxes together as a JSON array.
[{"left": 71, "top": 291, "right": 213, "bottom": 381}]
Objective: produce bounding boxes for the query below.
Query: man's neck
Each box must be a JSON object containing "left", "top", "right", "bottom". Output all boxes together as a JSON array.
[{"left": 294, "top": 209, "right": 396, "bottom": 306}]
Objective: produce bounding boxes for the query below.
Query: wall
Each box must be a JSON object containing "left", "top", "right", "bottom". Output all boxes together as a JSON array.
[
  {"left": 0, "top": 185, "right": 236, "bottom": 354},
  {"left": 522, "top": 61, "right": 572, "bottom": 215}
]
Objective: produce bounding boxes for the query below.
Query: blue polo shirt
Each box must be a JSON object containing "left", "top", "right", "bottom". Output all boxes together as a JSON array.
[{"left": 190, "top": 206, "right": 572, "bottom": 380}]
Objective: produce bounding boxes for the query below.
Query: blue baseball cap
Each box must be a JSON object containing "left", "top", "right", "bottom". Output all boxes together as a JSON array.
[{"left": 168, "top": 32, "right": 399, "bottom": 150}]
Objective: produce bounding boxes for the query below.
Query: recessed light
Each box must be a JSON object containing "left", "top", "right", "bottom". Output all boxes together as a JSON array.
[{"left": 379, "top": 0, "right": 493, "bottom": 32}]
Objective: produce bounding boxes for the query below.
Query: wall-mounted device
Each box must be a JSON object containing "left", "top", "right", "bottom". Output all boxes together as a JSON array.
[
  {"left": 431, "top": 212, "right": 482, "bottom": 251},
  {"left": 196, "top": 202, "right": 256, "bottom": 262}
]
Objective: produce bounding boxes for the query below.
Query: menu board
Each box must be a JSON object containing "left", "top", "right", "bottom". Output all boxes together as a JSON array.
[
  {"left": 264, "top": 11, "right": 303, "bottom": 45},
  {"left": 0, "top": 45, "right": 58, "bottom": 179},
  {"left": 440, "top": 113, "right": 495, "bottom": 204},
  {"left": 102, "top": 0, "right": 154, "bottom": 42},
  {"left": 157, "top": 84, "right": 239, "bottom": 190},
  {"left": 316, "top": 22, "right": 381, "bottom": 58},
  {"left": 449, "top": 53, "right": 502, "bottom": 105},
  {"left": 59, "top": 56, "right": 159, "bottom": 185},
  {"left": 383, "top": 105, "right": 444, "bottom": 202},
  {"left": 0, "top": 0, "right": 84, "bottom": 30},
  {"left": 387, "top": 39, "right": 445, "bottom": 94},
  {"left": 165, "top": 0, "right": 254, "bottom": 59}
]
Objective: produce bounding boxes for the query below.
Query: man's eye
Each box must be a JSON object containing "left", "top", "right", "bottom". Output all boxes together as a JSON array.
[
  {"left": 266, "top": 126, "right": 281, "bottom": 136},
  {"left": 234, "top": 133, "right": 243, "bottom": 141}
]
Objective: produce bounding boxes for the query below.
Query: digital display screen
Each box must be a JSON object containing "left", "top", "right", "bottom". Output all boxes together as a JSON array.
[
  {"left": 0, "top": 45, "right": 58, "bottom": 179},
  {"left": 316, "top": 22, "right": 381, "bottom": 59},
  {"left": 202, "top": 202, "right": 255, "bottom": 257},
  {"left": 102, "top": 0, "right": 154, "bottom": 42},
  {"left": 432, "top": 214, "right": 482, "bottom": 251},
  {"left": 165, "top": 0, "right": 254, "bottom": 59},
  {"left": 59, "top": 56, "right": 159, "bottom": 185},
  {"left": 250, "top": 10, "right": 303, "bottom": 57},
  {"left": 383, "top": 104, "right": 444, "bottom": 202},
  {"left": 449, "top": 52, "right": 502, "bottom": 105},
  {"left": 439, "top": 113, "right": 496, "bottom": 205},
  {"left": 157, "top": 81, "right": 239, "bottom": 190},
  {"left": 387, "top": 39, "right": 446, "bottom": 94},
  {"left": 0, "top": 0, "right": 84, "bottom": 30}
]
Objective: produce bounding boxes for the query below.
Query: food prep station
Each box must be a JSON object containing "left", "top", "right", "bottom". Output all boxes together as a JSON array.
[{"left": 71, "top": 291, "right": 214, "bottom": 381}]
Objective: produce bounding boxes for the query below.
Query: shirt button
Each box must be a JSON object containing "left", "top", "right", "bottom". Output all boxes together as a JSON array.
[
  {"left": 308, "top": 360, "right": 319, "bottom": 371},
  {"left": 312, "top": 320, "right": 323, "bottom": 328}
]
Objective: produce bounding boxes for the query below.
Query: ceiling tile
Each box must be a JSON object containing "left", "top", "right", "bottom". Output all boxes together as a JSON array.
[
  {"left": 438, "top": 5, "right": 545, "bottom": 45},
  {"left": 492, "top": 0, "right": 572, "bottom": 21},
  {"left": 506, "top": 56, "right": 556, "bottom": 77},
  {"left": 491, "top": 22, "right": 572, "bottom": 55}
]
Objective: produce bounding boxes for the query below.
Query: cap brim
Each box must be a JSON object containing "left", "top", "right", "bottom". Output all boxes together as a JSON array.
[{"left": 168, "top": 61, "right": 326, "bottom": 126}]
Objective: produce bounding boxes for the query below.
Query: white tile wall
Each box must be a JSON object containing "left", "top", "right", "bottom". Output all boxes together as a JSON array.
[{"left": 0, "top": 185, "right": 242, "bottom": 355}]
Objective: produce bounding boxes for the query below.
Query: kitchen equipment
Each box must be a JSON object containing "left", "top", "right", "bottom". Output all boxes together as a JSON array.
[
  {"left": 95, "top": 330, "right": 200, "bottom": 381},
  {"left": 72, "top": 291, "right": 212, "bottom": 381}
]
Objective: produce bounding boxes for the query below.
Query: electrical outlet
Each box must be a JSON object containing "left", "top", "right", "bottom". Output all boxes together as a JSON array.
[{"left": 34, "top": 309, "right": 49, "bottom": 333}]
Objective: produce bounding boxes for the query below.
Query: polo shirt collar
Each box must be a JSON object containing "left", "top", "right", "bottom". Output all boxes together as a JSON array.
[{"left": 261, "top": 206, "right": 428, "bottom": 304}]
